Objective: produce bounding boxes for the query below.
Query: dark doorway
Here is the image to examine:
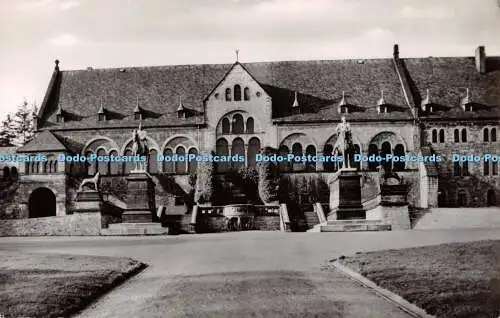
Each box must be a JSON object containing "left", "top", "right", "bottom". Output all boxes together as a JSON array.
[
  {"left": 29, "top": 188, "right": 56, "bottom": 218},
  {"left": 11, "top": 167, "right": 18, "bottom": 179},
  {"left": 2, "top": 166, "right": 10, "bottom": 179},
  {"left": 487, "top": 189, "right": 496, "bottom": 206},
  {"left": 457, "top": 189, "right": 467, "bottom": 207},
  {"left": 438, "top": 189, "right": 446, "bottom": 207}
]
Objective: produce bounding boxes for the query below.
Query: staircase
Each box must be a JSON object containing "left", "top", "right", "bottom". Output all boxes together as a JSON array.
[
  {"left": 303, "top": 210, "right": 319, "bottom": 230},
  {"left": 309, "top": 219, "right": 391, "bottom": 232},
  {"left": 100, "top": 223, "right": 168, "bottom": 236}
]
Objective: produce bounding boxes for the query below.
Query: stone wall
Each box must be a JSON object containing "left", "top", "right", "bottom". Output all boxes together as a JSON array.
[
  {"left": 194, "top": 215, "right": 281, "bottom": 233},
  {"left": 0, "top": 213, "right": 102, "bottom": 236}
]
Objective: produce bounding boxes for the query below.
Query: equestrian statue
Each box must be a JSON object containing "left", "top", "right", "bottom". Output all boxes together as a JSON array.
[
  {"left": 132, "top": 121, "right": 149, "bottom": 172},
  {"left": 334, "top": 116, "right": 356, "bottom": 169}
]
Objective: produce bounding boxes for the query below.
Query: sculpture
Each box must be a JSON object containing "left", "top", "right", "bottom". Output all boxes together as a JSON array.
[
  {"left": 131, "top": 122, "right": 149, "bottom": 172},
  {"left": 78, "top": 172, "right": 101, "bottom": 192},
  {"left": 334, "top": 116, "right": 356, "bottom": 169}
]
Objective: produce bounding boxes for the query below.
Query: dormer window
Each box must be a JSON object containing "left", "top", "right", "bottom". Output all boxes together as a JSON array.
[
  {"left": 177, "top": 97, "right": 186, "bottom": 119},
  {"left": 55, "top": 107, "right": 64, "bottom": 123},
  {"left": 377, "top": 90, "right": 388, "bottom": 114},
  {"left": 134, "top": 97, "right": 142, "bottom": 120},
  {"left": 339, "top": 105, "right": 349, "bottom": 114},
  {"left": 98, "top": 113, "right": 107, "bottom": 121},
  {"left": 337, "top": 91, "right": 349, "bottom": 114},
  {"left": 461, "top": 88, "right": 474, "bottom": 112},
  {"left": 97, "top": 100, "right": 107, "bottom": 121},
  {"left": 421, "top": 89, "right": 433, "bottom": 113}
]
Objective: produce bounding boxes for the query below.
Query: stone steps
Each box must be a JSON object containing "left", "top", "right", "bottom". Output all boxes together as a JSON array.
[{"left": 100, "top": 223, "right": 168, "bottom": 236}]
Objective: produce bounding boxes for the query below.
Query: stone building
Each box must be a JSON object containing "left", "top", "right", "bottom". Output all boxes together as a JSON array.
[{"left": 8, "top": 44, "right": 500, "bottom": 220}]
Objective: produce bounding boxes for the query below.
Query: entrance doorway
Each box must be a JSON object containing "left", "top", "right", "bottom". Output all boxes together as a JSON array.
[
  {"left": 29, "top": 188, "right": 56, "bottom": 218},
  {"left": 487, "top": 189, "right": 496, "bottom": 206}
]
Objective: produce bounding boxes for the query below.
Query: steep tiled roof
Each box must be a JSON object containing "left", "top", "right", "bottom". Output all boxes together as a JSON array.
[
  {"left": 16, "top": 130, "right": 83, "bottom": 153},
  {"left": 38, "top": 54, "right": 500, "bottom": 129},
  {"left": 403, "top": 57, "right": 500, "bottom": 120},
  {"left": 39, "top": 58, "right": 413, "bottom": 129}
]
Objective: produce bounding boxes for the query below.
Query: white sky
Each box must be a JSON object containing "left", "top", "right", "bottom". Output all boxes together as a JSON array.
[{"left": 1, "top": 0, "right": 500, "bottom": 121}]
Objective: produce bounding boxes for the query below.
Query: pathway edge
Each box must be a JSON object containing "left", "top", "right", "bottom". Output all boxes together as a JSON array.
[{"left": 331, "top": 261, "right": 435, "bottom": 318}]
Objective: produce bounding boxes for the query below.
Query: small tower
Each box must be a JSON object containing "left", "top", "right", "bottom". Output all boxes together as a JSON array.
[
  {"left": 377, "top": 90, "right": 388, "bottom": 113},
  {"left": 338, "top": 91, "right": 349, "bottom": 114},
  {"left": 177, "top": 96, "right": 186, "bottom": 119},
  {"left": 421, "top": 89, "right": 433, "bottom": 112},
  {"left": 134, "top": 96, "right": 142, "bottom": 120},
  {"left": 97, "top": 97, "right": 107, "bottom": 121},
  {"left": 292, "top": 91, "right": 299, "bottom": 108}
]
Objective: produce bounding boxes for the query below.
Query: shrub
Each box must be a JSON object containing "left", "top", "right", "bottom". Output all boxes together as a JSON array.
[
  {"left": 256, "top": 147, "right": 279, "bottom": 204},
  {"left": 194, "top": 160, "right": 214, "bottom": 205}
]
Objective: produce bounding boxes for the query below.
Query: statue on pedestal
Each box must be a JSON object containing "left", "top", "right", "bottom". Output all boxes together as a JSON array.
[
  {"left": 78, "top": 172, "right": 101, "bottom": 192},
  {"left": 131, "top": 122, "right": 149, "bottom": 172},
  {"left": 334, "top": 116, "right": 356, "bottom": 169}
]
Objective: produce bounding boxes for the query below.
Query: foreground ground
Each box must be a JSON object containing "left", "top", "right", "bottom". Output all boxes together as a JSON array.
[
  {"left": 2, "top": 228, "right": 500, "bottom": 317},
  {"left": 337, "top": 240, "right": 500, "bottom": 318},
  {"left": 0, "top": 252, "right": 146, "bottom": 318}
]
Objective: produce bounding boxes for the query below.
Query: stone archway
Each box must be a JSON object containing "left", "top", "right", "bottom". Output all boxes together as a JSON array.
[{"left": 28, "top": 187, "right": 56, "bottom": 218}]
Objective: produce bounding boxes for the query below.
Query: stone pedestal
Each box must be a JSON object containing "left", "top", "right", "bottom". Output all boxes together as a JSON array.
[
  {"left": 122, "top": 172, "right": 156, "bottom": 223},
  {"left": 329, "top": 168, "right": 365, "bottom": 220},
  {"left": 74, "top": 191, "right": 103, "bottom": 213}
]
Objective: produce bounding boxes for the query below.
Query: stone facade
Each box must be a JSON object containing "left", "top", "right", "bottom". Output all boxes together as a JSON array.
[{"left": 3, "top": 45, "right": 499, "bottom": 228}]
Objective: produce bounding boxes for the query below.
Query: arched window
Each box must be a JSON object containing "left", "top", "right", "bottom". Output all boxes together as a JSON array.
[
  {"left": 52, "top": 160, "right": 58, "bottom": 173},
  {"left": 244, "top": 87, "right": 250, "bottom": 101},
  {"left": 225, "top": 88, "right": 232, "bottom": 101},
  {"left": 86, "top": 151, "right": 96, "bottom": 176},
  {"left": 30, "top": 162, "right": 35, "bottom": 175},
  {"left": 35, "top": 162, "right": 40, "bottom": 174},
  {"left": 454, "top": 161, "right": 461, "bottom": 176},
  {"left": 123, "top": 149, "right": 134, "bottom": 174},
  {"left": 234, "top": 85, "right": 242, "bottom": 101},
  {"left": 292, "top": 142, "right": 304, "bottom": 171},
  {"left": 381, "top": 141, "right": 392, "bottom": 171},
  {"left": 323, "top": 144, "right": 335, "bottom": 172},
  {"left": 247, "top": 138, "right": 261, "bottom": 168},
  {"left": 305, "top": 145, "right": 316, "bottom": 172},
  {"left": 222, "top": 118, "right": 230, "bottom": 134},
  {"left": 148, "top": 149, "right": 158, "bottom": 174},
  {"left": 232, "top": 114, "right": 244, "bottom": 134},
  {"left": 457, "top": 189, "right": 467, "bottom": 207},
  {"left": 188, "top": 148, "right": 198, "bottom": 174},
  {"left": 483, "top": 128, "right": 489, "bottom": 142},
  {"left": 279, "top": 145, "right": 291, "bottom": 172},
  {"left": 246, "top": 117, "right": 254, "bottom": 134},
  {"left": 43, "top": 161, "right": 49, "bottom": 174},
  {"left": 454, "top": 129, "right": 460, "bottom": 143},
  {"left": 163, "top": 148, "right": 174, "bottom": 173},
  {"left": 461, "top": 128, "right": 467, "bottom": 143},
  {"left": 393, "top": 144, "right": 405, "bottom": 171},
  {"left": 25, "top": 162, "right": 30, "bottom": 175},
  {"left": 97, "top": 149, "right": 108, "bottom": 175},
  {"left": 439, "top": 129, "right": 445, "bottom": 143},
  {"left": 431, "top": 129, "right": 437, "bottom": 143},
  {"left": 231, "top": 138, "right": 245, "bottom": 170},
  {"left": 175, "top": 146, "right": 186, "bottom": 174},
  {"left": 215, "top": 139, "right": 229, "bottom": 173},
  {"left": 462, "top": 161, "right": 469, "bottom": 176},
  {"left": 492, "top": 128, "right": 497, "bottom": 142},
  {"left": 493, "top": 161, "right": 498, "bottom": 175},
  {"left": 484, "top": 161, "right": 490, "bottom": 176},
  {"left": 109, "top": 150, "right": 120, "bottom": 175},
  {"left": 367, "top": 144, "right": 379, "bottom": 171}
]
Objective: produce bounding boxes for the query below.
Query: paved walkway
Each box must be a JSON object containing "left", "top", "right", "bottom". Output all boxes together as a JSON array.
[{"left": 2, "top": 228, "right": 500, "bottom": 317}]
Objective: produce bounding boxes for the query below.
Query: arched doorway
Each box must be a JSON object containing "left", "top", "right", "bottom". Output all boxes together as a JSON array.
[
  {"left": 29, "top": 188, "right": 56, "bottom": 218},
  {"left": 457, "top": 189, "right": 467, "bottom": 207},
  {"left": 487, "top": 189, "right": 496, "bottom": 206}
]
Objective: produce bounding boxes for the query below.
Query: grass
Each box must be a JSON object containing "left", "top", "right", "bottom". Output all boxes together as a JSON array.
[
  {"left": 335, "top": 240, "right": 500, "bottom": 318},
  {"left": 0, "top": 252, "right": 147, "bottom": 318}
]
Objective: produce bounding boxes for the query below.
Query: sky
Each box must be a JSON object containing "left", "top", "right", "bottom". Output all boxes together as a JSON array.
[{"left": 1, "top": 0, "right": 500, "bottom": 121}]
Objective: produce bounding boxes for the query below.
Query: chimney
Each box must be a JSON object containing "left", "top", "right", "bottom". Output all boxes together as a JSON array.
[
  {"left": 475, "top": 46, "right": 486, "bottom": 74},
  {"left": 393, "top": 44, "right": 399, "bottom": 59}
]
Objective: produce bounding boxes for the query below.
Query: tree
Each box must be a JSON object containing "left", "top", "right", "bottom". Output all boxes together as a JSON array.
[
  {"left": 257, "top": 147, "right": 280, "bottom": 204},
  {"left": 12, "top": 100, "right": 38, "bottom": 146},
  {"left": 194, "top": 160, "right": 214, "bottom": 205},
  {"left": 0, "top": 115, "right": 16, "bottom": 147}
]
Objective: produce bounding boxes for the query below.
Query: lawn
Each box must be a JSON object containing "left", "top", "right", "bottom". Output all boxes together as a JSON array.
[
  {"left": 335, "top": 240, "right": 500, "bottom": 318},
  {"left": 0, "top": 252, "right": 147, "bottom": 318}
]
